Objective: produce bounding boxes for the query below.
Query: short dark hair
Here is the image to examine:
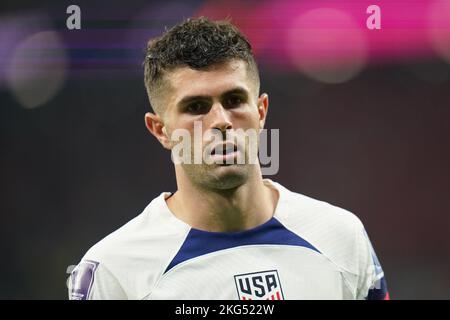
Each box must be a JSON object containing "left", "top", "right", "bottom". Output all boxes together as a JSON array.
[{"left": 144, "top": 17, "right": 260, "bottom": 114}]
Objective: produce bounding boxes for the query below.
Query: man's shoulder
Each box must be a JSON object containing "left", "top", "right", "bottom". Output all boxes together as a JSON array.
[
  {"left": 272, "top": 180, "right": 364, "bottom": 231},
  {"left": 84, "top": 192, "right": 189, "bottom": 261},
  {"left": 273, "top": 181, "right": 366, "bottom": 273},
  {"left": 74, "top": 192, "right": 190, "bottom": 299}
]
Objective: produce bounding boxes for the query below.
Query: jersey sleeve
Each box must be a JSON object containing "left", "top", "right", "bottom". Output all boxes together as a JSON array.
[
  {"left": 68, "top": 260, "right": 127, "bottom": 300},
  {"left": 356, "top": 228, "right": 390, "bottom": 300}
]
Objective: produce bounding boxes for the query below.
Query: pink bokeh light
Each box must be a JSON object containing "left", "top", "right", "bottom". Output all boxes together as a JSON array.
[{"left": 195, "top": 0, "right": 450, "bottom": 75}]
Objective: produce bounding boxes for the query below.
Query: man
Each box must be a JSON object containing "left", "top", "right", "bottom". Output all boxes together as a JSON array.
[{"left": 69, "top": 17, "right": 389, "bottom": 300}]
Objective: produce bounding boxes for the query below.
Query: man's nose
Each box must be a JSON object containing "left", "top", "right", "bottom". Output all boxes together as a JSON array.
[{"left": 207, "top": 103, "right": 233, "bottom": 132}]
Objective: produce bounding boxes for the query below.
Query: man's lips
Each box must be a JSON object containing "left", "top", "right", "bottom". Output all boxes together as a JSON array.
[
  {"left": 210, "top": 142, "right": 238, "bottom": 156},
  {"left": 205, "top": 141, "right": 242, "bottom": 164}
]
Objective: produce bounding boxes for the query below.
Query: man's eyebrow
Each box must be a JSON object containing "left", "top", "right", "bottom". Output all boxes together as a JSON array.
[
  {"left": 176, "top": 87, "right": 249, "bottom": 108},
  {"left": 177, "top": 95, "right": 211, "bottom": 108},
  {"left": 221, "top": 87, "right": 249, "bottom": 97}
]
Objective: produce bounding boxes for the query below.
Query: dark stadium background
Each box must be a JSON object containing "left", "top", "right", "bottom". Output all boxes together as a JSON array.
[{"left": 1, "top": 0, "right": 450, "bottom": 299}]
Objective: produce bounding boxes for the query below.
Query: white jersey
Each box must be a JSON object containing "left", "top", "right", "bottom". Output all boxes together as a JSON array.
[{"left": 68, "top": 179, "right": 388, "bottom": 300}]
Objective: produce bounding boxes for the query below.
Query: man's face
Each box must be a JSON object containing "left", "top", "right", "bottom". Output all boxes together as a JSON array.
[{"left": 155, "top": 59, "right": 268, "bottom": 190}]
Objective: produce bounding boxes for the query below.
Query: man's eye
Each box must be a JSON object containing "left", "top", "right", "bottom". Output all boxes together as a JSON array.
[
  {"left": 224, "top": 96, "right": 244, "bottom": 108},
  {"left": 186, "top": 102, "right": 208, "bottom": 114}
]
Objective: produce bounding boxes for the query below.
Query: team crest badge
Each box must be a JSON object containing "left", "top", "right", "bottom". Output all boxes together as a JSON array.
[{"left": 234, "top": 270, "right": 284, "bottom": 300}]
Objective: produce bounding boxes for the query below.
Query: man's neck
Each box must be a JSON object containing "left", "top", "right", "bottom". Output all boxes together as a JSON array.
[{"left": 166, "top": 167, "right": 279, "bottom": 232}]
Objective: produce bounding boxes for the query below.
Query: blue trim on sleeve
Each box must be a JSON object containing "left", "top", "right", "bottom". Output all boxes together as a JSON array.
[
  {"left": 367, "top": 276, "right": 389, "bottom": 300},
  {"left": 164, "top": 217, "right": 320, "bottom": 273}
]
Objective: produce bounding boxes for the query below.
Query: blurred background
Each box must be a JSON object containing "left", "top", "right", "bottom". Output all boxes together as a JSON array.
[{"left": 1, "top": 0, "right": 449, "bottom": 299}]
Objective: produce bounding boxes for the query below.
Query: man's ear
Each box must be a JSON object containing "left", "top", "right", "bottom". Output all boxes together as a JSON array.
[
  {"left": 145, "top": 112, "right": 172, "bottom": 150},
  {"left": 257, "top": 93, "right": 269, "bottom": 130}
]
